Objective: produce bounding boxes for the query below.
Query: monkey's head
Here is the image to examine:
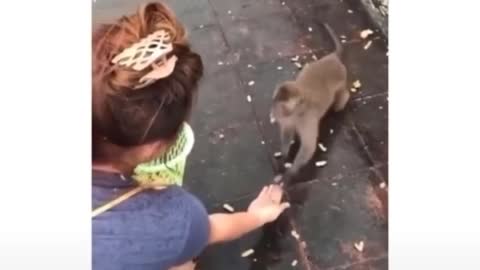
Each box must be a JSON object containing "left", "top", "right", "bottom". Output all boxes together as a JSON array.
[{"left": 270, "top": 81, "right": 302, "bottom": 124}]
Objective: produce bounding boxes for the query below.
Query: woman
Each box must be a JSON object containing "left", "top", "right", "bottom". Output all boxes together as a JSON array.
[{"left": 92, "top": 2, "right": 290, "bottom": 270}]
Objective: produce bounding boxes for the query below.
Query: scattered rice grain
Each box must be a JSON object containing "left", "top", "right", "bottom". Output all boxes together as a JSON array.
[
  {"left": 291, "top": 230, "right": 300, "bottom": 239},
  {"left": 318, "top": 143, "right": 327, "bottom": 152},
  {"left": 241, "top": 249, "right": 255, "bottom": 257},
  {"left": 223, "top": 203, "right": 235, "bottom": 212},
  {"left": 353, "top": 80, "right": 362, "bottom": 88},
  {"left": 360, "top": 29, "right": 374, "bottom": 39},
  {"left": 364, "top": 40, "right": 372, "bottom": 50},
  {"left": 315, "top": 160, "right": 327, "bottom": 167},
  {"left": 354, "top": 241, "right": 364, "bottom": 252}
]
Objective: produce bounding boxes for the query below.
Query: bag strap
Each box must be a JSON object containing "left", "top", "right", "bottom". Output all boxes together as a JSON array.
[{"left": 92, "top": 186, "right": 145, "bottom": 218}]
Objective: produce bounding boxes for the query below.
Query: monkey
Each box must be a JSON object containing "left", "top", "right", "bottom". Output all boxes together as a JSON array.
[{"left": 270, "top": 23, "right": 350, "bottom": 179}]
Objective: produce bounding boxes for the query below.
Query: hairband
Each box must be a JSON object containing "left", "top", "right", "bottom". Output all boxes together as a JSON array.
[{"left": 111, "top": 29, "right": 178, "bottom": 89}]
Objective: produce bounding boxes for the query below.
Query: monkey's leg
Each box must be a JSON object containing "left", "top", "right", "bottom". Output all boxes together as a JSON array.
[
  {"left": 333, "top": 89, "right": 350, "bottom": 112},
  {"left": 289, "top": 118, "right": 319, "bottom": 174},
  {"left": 280, "top": 125, "right": 295, "bottom": 157}
]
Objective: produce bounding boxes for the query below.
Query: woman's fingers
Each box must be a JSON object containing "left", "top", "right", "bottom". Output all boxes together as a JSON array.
[
  {"left": 280, "top": 202, "right": 291, "bottom": 211},
  {"left": 258, "top": 186, "right": 268, "bottom": 198},
  {"left": 269, "top": 184, "right": 283, "bottom": 203}
]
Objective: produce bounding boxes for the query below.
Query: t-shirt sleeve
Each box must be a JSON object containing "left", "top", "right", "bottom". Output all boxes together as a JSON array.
[{"left": 174, "top": 193, "right": 210, "bottom": 265}]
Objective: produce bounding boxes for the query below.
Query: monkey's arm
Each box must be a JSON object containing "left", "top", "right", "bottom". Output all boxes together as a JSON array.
[
  {"left": 280, "top": 126, "right": 295, "bottom": 157},
  {"left": 289, "top": 117, "right": 319, "bottom": 174}
]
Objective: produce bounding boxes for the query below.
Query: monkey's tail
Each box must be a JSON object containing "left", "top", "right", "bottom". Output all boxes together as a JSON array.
[{"left": 323, "top": 23, "right": 342, "bottom": 56}]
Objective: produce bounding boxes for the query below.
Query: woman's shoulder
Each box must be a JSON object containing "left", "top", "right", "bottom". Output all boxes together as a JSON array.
[{"left": 92, "top": 186, "right": 209, "bottom": 269}]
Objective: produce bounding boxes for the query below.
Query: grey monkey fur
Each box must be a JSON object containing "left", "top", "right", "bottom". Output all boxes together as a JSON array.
[{"left": 270, "top": 23, "right": 350, "bottom": 177}]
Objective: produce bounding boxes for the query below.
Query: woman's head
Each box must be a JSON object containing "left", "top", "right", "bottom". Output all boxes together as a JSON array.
[{"left": 92, "top": 2, "right": 203, "bottom": 170}]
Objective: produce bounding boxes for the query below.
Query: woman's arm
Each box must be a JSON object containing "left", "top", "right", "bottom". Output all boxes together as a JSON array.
[
  {"left": 208, "top": 212, "right": 262, "bottom": 244},
  {"left": 208, "top": 185, "right": 290, "bottom": 244}
]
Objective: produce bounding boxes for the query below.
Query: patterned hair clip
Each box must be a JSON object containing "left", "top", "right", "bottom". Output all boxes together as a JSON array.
[{"left": 111, "top": 29, "right": 178, "bottom": 89}]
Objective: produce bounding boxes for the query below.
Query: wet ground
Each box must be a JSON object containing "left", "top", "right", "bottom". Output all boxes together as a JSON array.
[{"left": 93, "top": 0, "right": 388, "bottom": 269}]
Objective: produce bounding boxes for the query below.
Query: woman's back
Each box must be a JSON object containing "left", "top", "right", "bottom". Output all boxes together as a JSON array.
[{"left": 92, "top": 171, "right": 209, "bottom": 270}]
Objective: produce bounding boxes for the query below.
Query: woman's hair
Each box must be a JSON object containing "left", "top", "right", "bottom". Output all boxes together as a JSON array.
[{"left": 92, "top": 2, "right": 203, "bottom": 163}]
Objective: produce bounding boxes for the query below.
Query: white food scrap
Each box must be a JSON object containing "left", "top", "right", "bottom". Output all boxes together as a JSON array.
[
  {"left": 284, "top": 162, "right": 292, "bottom": 168},
  {"left": 218, "top": 133, "right": 225, "bottom": 139},
  {"left": 294, "top": 62, "right": 302, "bottom": 69},
  {"left": 340, "top": 34, "right": 347, "bottom": 39},
  {"left": 282, "top": 1, "right": 285, "bottom": 5},
  {"left": 379, "top": 182, "right": 387, "bottom": 189},
  {"left": 291, "top": 230, "right": 300, "bottom": 240},
  {"left": 360, "top": 29, "right": 374, "bottom": 39},
  {"left": 227, "top": 10, "right": 232, "bottom": 15},
  {"left": 291, "top": 260, "right": 298, "bottom": 267},
  {"left": 332, "top": 182, "right": 338, "bottom": 186},
  {"left": 379, "top": 106, "right": 383, "bottom": 110},
  {"left": 274, "top": 152, "right": 282, "bottom": 158},
  {"left": 308, "top": 27, "right": 313, "bottom": 32},
  {"left": 246, "top": 95, "right": 252, "bottom": 102},
  {"left": 217, "top": 61, "right": 224, "bottom": 66},
  {"left": 312, "top": 54, "right": 318, "bottom": 60},
  {"left": 363, "top": 40, "right": 372, "bottom": 50},
  {"left": 247, "top": 64, "right": 254, "bottom": 68},
  {"left": 199, "top": 24, "right": 204, "bottom": 29},
  {"left": 223, "top": 203, "right": 235, "bottom": 212},
  {"left": 350, "top": 87, "right": 357, "bottom": 93},
  {"left": 291, "top": 55, "right": 299, "bottom": 62},
  {"left": 318, "top": 143, "right": 327, "bottom": 152},
  {"left": 315, "top": 160, "right": 327, "bottom": 167},
  {"left": 261, "top": 140, "right": 265, "bottom": 145},
  {"left": 329, "top": 129, "right": 334, "bottom": 134},
  {"left": 277, "top": 66, "right": 283, "bottom": 70},
  {"left": 347, "top": 9, "right": 353, "bottom": 14},
  {"left": 352, "top": 80, "right": 362, "bottom": 89},
  {"left": 241, "top": 249, "right": 255, "bottom": 257},
  {"left": 354, "top": 241, "right": 365, "bottom": 252},
  {"left": 248, "top": 80, "right": 255, "bottom": 86}
]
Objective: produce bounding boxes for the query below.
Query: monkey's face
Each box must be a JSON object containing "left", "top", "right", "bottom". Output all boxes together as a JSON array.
[
  {"left": 270, "top": 98, "right": 298, "bottom": 127},
  {"left": 271, "top": 82, "right": 300, "bottom": 125}
]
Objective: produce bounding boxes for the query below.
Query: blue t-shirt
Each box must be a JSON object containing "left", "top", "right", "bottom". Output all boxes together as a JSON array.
[{"left": 92, "top": 170, "right": 210, "bottom": 270}]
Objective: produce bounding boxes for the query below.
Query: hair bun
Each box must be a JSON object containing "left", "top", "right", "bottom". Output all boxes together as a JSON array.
[{"left": 139, "top": 2, "right": 187, "bottom": 46}]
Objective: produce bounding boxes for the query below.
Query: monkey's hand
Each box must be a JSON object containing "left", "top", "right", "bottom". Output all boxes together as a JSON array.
[{"left": 247, "top": 185, "right": 290, "bottom": 224}]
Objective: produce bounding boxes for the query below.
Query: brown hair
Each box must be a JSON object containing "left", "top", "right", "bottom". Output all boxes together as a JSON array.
[{"left": 92, "top": 2, "right": 203, "bottom": 165}]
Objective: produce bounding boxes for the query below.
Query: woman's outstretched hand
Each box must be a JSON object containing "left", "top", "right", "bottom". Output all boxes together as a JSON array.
[
  {"left": 247, "top": 185, "right": 290, "bottom": 224},
  {"left": 208, "top": 184, "right": 290, "bottom": 244}
]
